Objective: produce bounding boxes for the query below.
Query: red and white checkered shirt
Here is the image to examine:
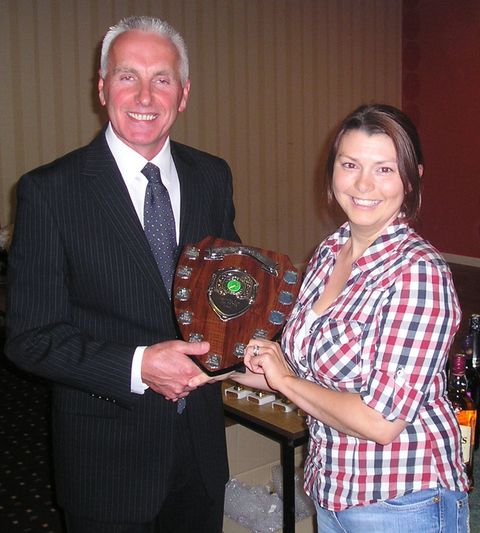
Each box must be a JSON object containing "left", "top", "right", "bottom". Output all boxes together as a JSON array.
[{"left": 282, "top": 219, "right": 469, "bottom": 511}]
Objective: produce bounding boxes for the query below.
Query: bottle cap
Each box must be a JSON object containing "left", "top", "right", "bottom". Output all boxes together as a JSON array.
[
  {"left": 470, "top": 314, "right": 480, "bottom": 332},
  {"left": 463, "top": 334, "right": 473, "bottom": 356},
  {"left": 450, "top": 353, "right": 466, "bottom": 375}
]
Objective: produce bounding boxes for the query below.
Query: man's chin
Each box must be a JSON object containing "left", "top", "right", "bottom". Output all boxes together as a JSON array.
[{"left": 122, "top": 136, "right": 166, "bottom": 159}]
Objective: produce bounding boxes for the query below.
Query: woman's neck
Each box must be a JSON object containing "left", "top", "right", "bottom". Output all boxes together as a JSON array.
[
  {"left": 347, "top": 215, "right": 399, "bottom": 262},
  {"left": 347, "top": 233, "right": 374, "bottom": 263}
]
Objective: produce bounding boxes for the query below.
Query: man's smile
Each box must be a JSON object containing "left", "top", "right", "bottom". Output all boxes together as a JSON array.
[{"left": 127, "top": 112, "right": 158, "bottom": 121}]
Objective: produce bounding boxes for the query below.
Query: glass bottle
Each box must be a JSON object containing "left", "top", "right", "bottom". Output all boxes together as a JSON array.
[
  {"left": 469, "top": 314, "right": 480, "bottom": 449},
  {"left": 463, "top": 333, "right": 474, "bottom": 399},
  {"left": 449, "top": 353, "right": 476, "bottom": 491}
]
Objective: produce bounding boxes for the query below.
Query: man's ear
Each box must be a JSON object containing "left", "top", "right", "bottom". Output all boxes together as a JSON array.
[
  {"left": 98, "top": 73, "right": 106, "bottom": 107},
  {"left": 178, "top": 79, "right": 191, "bottom": 113}
]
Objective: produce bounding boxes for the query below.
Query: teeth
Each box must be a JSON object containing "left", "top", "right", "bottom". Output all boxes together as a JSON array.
[
  {"left": 353, "top": 197, "right": 380, "bottom": 207},
  {"left": 128, "top": 112, "right": 157, "bottom": 121}
]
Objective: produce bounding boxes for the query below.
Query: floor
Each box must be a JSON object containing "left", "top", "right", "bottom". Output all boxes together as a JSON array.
[
  {"left": 0, "top": 355, "right": 66, "bottom": 533},
  {"left": 1, "top": 353, "right": 479, "bottom": 532}
]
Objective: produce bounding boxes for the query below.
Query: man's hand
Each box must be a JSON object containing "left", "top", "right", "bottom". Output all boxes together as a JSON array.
[{"left": 141, "top": 340, "right": 210, "bottom": 401}]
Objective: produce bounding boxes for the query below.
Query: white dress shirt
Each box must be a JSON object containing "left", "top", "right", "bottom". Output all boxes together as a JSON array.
[{"left": 105, "top": 124, "right": 181, "bottom": 394}]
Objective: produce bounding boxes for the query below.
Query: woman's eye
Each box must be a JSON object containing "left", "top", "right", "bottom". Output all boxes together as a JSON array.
[
  {"left": 378, "top": 166, "right": 394, "bottom": 174},
  {"left": 341, "top": 162, "right": 356, "bottom": 169}
]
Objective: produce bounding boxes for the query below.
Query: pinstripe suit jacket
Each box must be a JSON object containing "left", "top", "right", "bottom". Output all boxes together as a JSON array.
[{"left": 5, "top": 130, "right": 239, "bottom": 522}]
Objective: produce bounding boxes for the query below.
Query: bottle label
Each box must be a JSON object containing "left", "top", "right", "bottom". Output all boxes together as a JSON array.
[{"left": 459, "top": 424, "right": 473, "bottom": 462}]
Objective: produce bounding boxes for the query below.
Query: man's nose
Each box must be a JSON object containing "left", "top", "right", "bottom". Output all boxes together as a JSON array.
[{"left": 137, "top": 82, "right": 153, "bottom": 106}]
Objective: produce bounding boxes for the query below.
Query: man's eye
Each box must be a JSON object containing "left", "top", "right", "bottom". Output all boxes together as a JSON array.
[{"left": 120, "top": 74, "right": 135, "bottom": 81}]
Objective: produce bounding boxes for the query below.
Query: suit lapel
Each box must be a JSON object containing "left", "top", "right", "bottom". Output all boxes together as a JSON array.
[
  {"left": 172, "top": 142, "right": 199, "bottom": 248},
  {"left": 82, "top": 132, "right": 169, "bottom": 301}
]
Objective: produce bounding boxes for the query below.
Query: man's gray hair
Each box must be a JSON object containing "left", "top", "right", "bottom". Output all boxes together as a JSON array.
[{"left": 100, "top": 16, "right": 189, "bottom": 86}]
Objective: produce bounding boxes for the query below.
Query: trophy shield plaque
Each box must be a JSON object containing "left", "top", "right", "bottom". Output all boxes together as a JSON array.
[{"left": 173, "top": 236, "right": 302, "bottom": 375}]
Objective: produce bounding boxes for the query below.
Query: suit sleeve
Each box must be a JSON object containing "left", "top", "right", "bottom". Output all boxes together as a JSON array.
[{"left": 5, "top": 174, "right": 137, "bottom": 407}]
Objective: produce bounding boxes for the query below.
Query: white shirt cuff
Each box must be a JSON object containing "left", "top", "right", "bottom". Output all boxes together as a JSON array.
[{"left": 131, "top": 346, "right": 149, "bottom": 394}]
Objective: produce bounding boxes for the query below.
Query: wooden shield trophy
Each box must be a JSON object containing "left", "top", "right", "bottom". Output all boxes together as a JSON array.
[{"left": 173, "top": 236, "right": 302, "bottom": 375}]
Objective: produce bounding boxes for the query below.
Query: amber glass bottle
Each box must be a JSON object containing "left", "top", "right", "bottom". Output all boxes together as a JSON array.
[{"left": 449, "top": 353, "right": 477, "bottom": 491}]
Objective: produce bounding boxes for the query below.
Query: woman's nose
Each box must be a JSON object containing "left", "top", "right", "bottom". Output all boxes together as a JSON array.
[{"left": 354, "top": 170, "right": 374, "bottom": 192}]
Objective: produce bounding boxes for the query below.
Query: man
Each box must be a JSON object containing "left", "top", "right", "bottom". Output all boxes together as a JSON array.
[{"left": 6, "top": 16, "right": 239, "bottom": 533}]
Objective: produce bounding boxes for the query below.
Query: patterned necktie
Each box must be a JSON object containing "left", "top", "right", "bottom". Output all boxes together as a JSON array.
[
  {"left": 142, "top": 162, "right": 176, "bottom": 295},
  {"left": 142, "top": 163, "right": 185, "bottom": 414}
]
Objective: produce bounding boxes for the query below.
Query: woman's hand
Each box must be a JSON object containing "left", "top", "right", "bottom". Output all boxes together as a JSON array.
[
  {"left": 188, "top": 369, "right": 235, "bottom": 389},
  {"left": 244, "top": 339, "right": 295, "bottom": 392}
]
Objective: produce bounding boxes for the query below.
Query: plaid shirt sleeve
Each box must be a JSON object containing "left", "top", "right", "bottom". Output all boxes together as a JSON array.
[{"left": 360, "top": 259, "right": 461, "bottom": 423}]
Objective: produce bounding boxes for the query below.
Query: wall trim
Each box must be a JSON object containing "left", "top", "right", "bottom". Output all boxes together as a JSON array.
[{"left": 443, "top": 253, "right": 480, "bottom": 268}]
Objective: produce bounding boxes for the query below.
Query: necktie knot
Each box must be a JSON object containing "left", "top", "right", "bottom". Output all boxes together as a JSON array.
[{"left": 142, "top": 162, "right": 162, "bottom": 184}]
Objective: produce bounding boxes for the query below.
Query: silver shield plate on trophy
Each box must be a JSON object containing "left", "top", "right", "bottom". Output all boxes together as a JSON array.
[{"left": 207, "top": 268, "right": 258, "bottom": 321}]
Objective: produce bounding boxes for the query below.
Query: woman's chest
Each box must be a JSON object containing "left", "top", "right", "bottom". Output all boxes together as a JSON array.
[{"left": 284, "top": 273, "right": 389, "bottom": 389}]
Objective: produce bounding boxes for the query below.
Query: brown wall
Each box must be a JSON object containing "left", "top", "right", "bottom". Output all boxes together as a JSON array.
[
  {"left": 2, "top": 1, "right": 477, "bottom": 264},
  {"left": 403, "top": 0, "right": 480, "bottom": 261},
  {"left": 0, "top": 0, "right": 401, "bottom": 265}
]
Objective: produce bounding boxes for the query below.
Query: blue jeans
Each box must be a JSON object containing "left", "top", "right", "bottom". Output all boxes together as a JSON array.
[{"left": 315, "top": 486, "right": 469, "bottom": 533}]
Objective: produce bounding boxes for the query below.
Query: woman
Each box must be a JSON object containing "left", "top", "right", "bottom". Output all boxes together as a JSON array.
[{"left": 203, "top": 104, "right": 469, "bottom": 532}]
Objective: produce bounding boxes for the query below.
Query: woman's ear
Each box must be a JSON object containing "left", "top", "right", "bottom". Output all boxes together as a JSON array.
[{"left": 418, "top": 164, "right": 424, "bottom": 177}]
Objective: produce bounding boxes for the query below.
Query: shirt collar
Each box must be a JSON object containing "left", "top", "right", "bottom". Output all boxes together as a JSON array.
[
  {"left": 322, "top": 218, "right": 411, "bottom": 272},
  {"left": 105, "top": 123, "right": 173, "bottom": 181}
]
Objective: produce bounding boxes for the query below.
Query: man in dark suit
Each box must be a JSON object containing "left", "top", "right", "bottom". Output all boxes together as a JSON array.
[{"left": 5, "top": 16, "right": 239, "bottom": 533}]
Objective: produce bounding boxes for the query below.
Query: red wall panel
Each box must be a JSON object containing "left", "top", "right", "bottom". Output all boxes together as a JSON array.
[{"left": 403, "top": 0, "right": 480, "bottom": 258}]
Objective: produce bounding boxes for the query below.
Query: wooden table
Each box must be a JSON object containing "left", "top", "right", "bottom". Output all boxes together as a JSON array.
[{"left": 223, "top": 383, "right": 309, "bottom": 533}]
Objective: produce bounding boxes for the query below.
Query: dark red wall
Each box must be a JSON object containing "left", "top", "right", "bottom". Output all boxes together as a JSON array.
[{"left": 403, "top": 0, "right": 480, "bottom": 258}]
